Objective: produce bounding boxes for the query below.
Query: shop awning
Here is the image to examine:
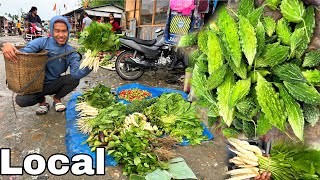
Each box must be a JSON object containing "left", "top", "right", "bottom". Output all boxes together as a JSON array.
[{"left": 84, "top": 10, "right": 122, "bottom": 18}]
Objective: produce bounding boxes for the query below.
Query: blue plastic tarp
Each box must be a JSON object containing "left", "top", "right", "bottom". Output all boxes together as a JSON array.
[{"left": 65, "top": 84, "right": 213, "bottom": 167}]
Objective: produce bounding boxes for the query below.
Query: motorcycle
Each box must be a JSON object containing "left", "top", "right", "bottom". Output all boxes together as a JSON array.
[
  {"left": 24, "top": 22, "right": 43, "bottom": 41},
  {"left": 115, "top": 29, "right": 187, "bottom": 80}
]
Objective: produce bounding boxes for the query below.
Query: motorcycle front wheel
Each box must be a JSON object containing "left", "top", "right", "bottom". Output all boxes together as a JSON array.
[{"left": 115, "top": 51, "right": 144, "bottom": 80}]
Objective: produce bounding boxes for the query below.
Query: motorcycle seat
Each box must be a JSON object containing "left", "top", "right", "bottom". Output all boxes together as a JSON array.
[{"left": 124, "top": 37, "right": 156, "bottom": 46}]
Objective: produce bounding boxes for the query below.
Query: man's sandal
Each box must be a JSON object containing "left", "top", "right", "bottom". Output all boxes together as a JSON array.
[
  {"left": 36, "top": 103, "right": 50, "bottom": 115},
  {"left": 53, "top": 102, "right": 66, "bottom": 112}
]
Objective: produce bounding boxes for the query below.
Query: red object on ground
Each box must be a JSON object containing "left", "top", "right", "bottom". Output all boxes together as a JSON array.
[{"left": 118, "top": 88, "right": 152, "bottom": 102}]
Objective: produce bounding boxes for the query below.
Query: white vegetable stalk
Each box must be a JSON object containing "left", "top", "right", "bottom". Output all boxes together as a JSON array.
[
  {"left": 226, "top": 138, "right": 263, "bottom": 180},
  {"left": 80, "top": 50, "right": 101, "bottom": 73},
  {"left": 75, "top": 102, "right": 99, "bottom": 134}
]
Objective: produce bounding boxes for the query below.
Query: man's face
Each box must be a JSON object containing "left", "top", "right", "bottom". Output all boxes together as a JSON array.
[
  {"left": 33, "top": 10, "right": 37, "bottom": 15},
  {"left": 53, "top": 22, "right": 68, "bottom": 45}
]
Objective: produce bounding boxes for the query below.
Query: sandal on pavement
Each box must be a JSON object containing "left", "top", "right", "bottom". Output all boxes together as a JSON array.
[
  {"left": 36, "top": 103, "right": 50, "bottom": 115},
  {"left": 53, "top": 102, "right": 66, "bottom": 112}
]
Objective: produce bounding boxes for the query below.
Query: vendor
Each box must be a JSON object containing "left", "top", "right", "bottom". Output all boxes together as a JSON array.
[
  {"left": 2, "top": 15, "right": 93, "bottom": 115},
  {"left": 108, "top": 13, "right": 121, "bottom": 33}
]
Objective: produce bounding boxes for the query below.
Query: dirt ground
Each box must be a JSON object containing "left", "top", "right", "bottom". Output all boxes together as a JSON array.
[{"left": 0, "top": 36, "right": 228, "bottom": 180}]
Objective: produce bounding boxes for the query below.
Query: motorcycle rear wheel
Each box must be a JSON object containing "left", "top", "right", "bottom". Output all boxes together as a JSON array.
[{"left": 115, "top": 51, "right": 144, "bottom": 80}]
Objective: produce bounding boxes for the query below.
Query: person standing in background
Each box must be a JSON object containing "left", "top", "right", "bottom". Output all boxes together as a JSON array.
[
  {"left": 81, "top": 12, "right": 92, "bottom": 31},
  {"left": 108, "top": 13, "right": 121, "bottom": 33},
  {"left": 98, "top": 16, "right": 105, "bottom": 23},
  {"left": 16, "top": 20, "right": 22, "bottom": 35}
]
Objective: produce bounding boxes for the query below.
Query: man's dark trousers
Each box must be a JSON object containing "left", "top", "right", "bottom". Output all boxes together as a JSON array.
[{"left": 16, "top": 75, "right": 79, "bottom": 107}]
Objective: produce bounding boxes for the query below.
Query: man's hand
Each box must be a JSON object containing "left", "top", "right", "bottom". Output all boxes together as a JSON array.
[
  {"left": 2, "top": 43, "right": 18, "bottom": 63},
  {"left": 254, "top": 172, "right": 271, "bottom": 180}
]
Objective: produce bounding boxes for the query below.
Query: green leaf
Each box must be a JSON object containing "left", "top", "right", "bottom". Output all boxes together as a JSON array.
[
  {"left": 290, "top": 28, "right": 305, "bottom": 58},
  {"left": 217, "top": 6, "right": 242, "bottom": 68},
  {"left": 222, "top": 128, "right": 239, "bottom": 138},
  {"left": 303, "top": 103, "right": 320, "bottom": 127},
  {"left": 239, "top": 15, "right": 257, "bottom": 66},
  {"left": 265, "top": 0, "right": 281, "bottom": 10},
  {"left": 238, "top": 0, "right": 255, "bottom": 17},
  {"left": 256, "top": 113, "right": 273, "bottom": 136},
  {"left": 247, "top": 7, "right": 264, "bottom": 27},
  {"left": 302, "top": 70, "right": 320, "bottom": 85},
  {"left": 280, "top": 0, "right": 305, "bottom": 23},
  {"left": 255, "top": 20, "right": 266, "bottom": 59},
  {"left": 256, "top": 74, "right": 287, "bottom": 131},
  {"left": 229, "top": 78, "right": 251, "bottom": 108},
  {"left": 256, "top": 43, "right": 290, "bottom": 67},
  {"left": 198, "top": 30, "right": 208, "bottom": 54},
  {"left": 207, "top": 31, "right": 224, "bottom": 73},
  {"left": 284, "top": 81, "right": 320, "bottom": 105},
  {"left": 206, "top": 64, "right": 228, "bottom": 90},
  {"left": 273, "top": 63, "right": 306, "bottom": 83},
  {"left": 295, "top": 6, "right": 316, "bottom": 59},
  {"left": 178, "top": 32, "right": 198, "bottom": 47},
  {"left": 217, "top": 69, "right": 235, "bottom": 126},
  {"left": 276, "top": 83, "right": 304, "bottom": 141},
  {"left": 263, "top": 16, "right": 276, "bottom": 37},
  {"left": 303, "top": 50, "right": 320, "bottom": 68},
  {"left": 276, "top": 18, "right": 292, "bottom": 46},
  {"left": 134, "top": 156, "right": 141, "bottom": 166}
]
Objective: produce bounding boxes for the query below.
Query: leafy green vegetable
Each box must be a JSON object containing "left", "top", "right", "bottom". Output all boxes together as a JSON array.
[
  {"left": 265, "top": 0, "right": 281, "bottom": 10},
  {"left": 222, "top": 128, "right": 239, "bottom": 138},
  {"left": 280, "top": 0, "right": 305, "bottom": 23},
  {"left": 284, "top": 81, "right": 320, "bottom": 105},
  {"left": 256, "top": 74, "right": 287, "bottom": 131},
  {"left": 276, "top": 18, "right": 292, "bottom": 45},
  {"left": 302, "top": 70, "right": 320, "bottom": 85},
  {"left": 229, "top": 78, "right": 251, "bottom": 108},
  {"left": 302, "top": 103, "right": 320, "bottom": 127},
  {"left": 238, "top": 0, "right": 255, "bottom": 17},
  {"left": 276, "top": 83, "right": 304, "bottom": 141},
  {"left": 77, "top": 84, "right": 116, "bottom": 109},
  {"left": 178, "top": 32, "right": 198, "bottom": 47},
  {"left": 143, "top": 93, "right": 207, "bottom": 145},
  {"left": 256, "top": 113, "right": 273, "bottom": 136},
  {"left": 239, "top": 15, "right": 257, "bottom": 66},
  {"left": 247, "top": 7, "right": 264, "bottom": 27},
  {"left": 290, "top": 28, "right": 305, "bottom": 58},
  {"left": 256, "top": 43, "right": 290, "bottom": 67},
  {"left": 207, "top": 31, "right": 224, "bottom": 73},
  {"left": 303, "top": 50, "right": 320, "bottom": 67},
  {"left": 207, "top": 64, "right": 228, "bottom": 90},
  {"left": 273, "top": 63, "right": 307, "bottom": 83},
  {"left": 188, "top": 49, "right": 202, "bottom": 67},
  {"left": 217, "top": 6, "right": 242, "bottom": 68},
  {"left": 198, "top": 30, "right": 208, "bottom": 54},
  {"left": 242, "top": 120, "right": 255, "bottom": 138},
  {"left": 126, "top": 99, "right": 157, "bottom": 115},
  {"left": 263, "top": 16, "right": 276, "bottom": 37},
  {"left": 79, "top": 22, "right": 120, "bottom": 56},
  {"left": 217, "top": 70, "right": 235, "bottom": 127},
  {"left": 255, "top": 20, "right": 266, "bottom": 59},
  {"left": 236, "top": 97, "right": 259, "bottom": 119},
  {"left": 295, "top": 6, "right": 316, "bottom": 59}
]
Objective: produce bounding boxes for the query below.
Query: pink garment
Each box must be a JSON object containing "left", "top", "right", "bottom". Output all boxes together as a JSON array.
[{"left": 170, "top": 0, "right": 196, "bottom": 15}]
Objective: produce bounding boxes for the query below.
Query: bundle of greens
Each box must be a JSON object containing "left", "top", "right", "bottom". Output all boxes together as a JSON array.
[
  {"left": 144, "top": 93, "right": 207, "bottom": 145},
  {"left": 227, "top": 138, "right": 320, "bottom": 180},
  {"left": 77, "top": 84, "right": 116, "bottom": 109},
  {"left": 78, "top": 22, "right": 120, "bottom": 72},
  {"left": 259, "top": 141, "right": 320, "bottom": 180},
  {"left": 185, "top": 0, "right": 320, "bottom": 140}
]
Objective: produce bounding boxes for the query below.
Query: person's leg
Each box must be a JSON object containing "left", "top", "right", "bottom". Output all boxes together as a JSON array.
[
  {"left": 15, "top": 93, "right": 44, "bottom": 107},
  {"left": 42, "top": 75, "right": 80, "bottom": 112}
]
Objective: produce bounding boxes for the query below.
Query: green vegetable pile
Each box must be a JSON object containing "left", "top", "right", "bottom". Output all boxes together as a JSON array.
[
  {"left": 179, "top": 0, "right": 320, "bottom": 140},
  {"left": 259, "top": 142, "right": 320, "bottom": 179},
  {"left": 144, "top": 93, "right": 207, "bottom": 145},
  {"left": 76, "top": 86, "right": 208, "bottom": 175}
]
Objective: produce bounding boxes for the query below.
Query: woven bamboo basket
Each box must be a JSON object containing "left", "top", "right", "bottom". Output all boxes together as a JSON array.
[{"left": 4, "top": 46, "right": 48, "bottom": 94}]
